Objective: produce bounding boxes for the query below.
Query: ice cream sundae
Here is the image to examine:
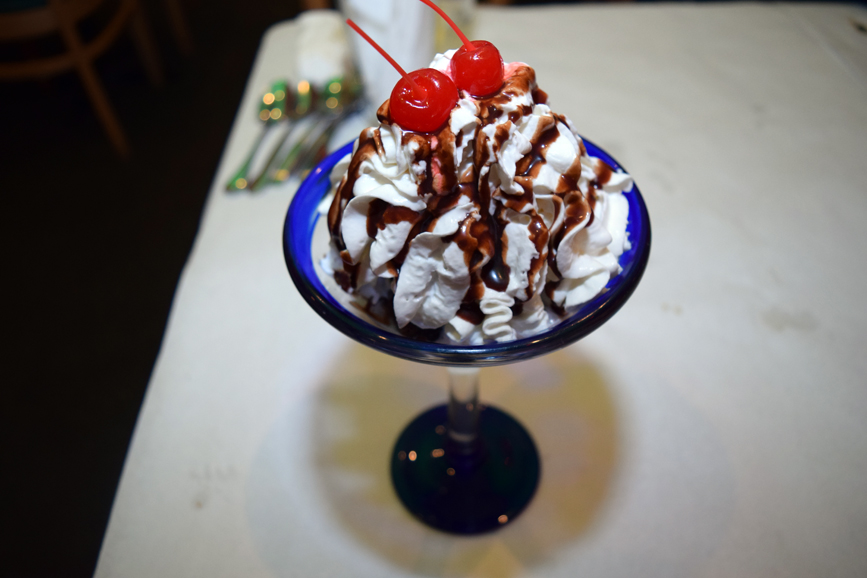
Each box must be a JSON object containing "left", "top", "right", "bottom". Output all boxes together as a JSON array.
[{"left": 321, "top": 6, "right": 633, "bottom": 344}]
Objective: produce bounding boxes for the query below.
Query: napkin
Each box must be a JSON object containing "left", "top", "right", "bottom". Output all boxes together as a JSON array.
[
  {"left": 337, "top": 0, "right": 434, "bottom": 108},
  {"left": 295, "top": 10, "right": 354, "bottom": 89}
]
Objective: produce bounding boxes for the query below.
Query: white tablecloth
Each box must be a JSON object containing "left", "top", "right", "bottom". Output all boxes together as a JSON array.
[{"left": 95, "top": 4, "right": 867, "bottom": 577}]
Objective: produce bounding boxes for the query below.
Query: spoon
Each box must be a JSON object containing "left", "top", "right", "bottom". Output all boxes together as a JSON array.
[
  {"left": 246, "top": 78, "right": 319, "bottom": 191},
  {"left": 286, "top": 77, "right": 364, "bottom": 180},
  {"left": 254, "top": 74, "right": 362, "bottom": 189},
  {"left": 225, "top": 80, "right": 309, "bottom": 192}
]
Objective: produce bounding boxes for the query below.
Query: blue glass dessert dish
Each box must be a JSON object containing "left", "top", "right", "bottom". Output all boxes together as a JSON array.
[{"left": 283, "top": 138, "right": 650, "bottom": 534}]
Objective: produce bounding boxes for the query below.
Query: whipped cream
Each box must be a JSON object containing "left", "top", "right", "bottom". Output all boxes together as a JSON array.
[{"left": 323, "top": 50, "right": 633, "bottom": 344}]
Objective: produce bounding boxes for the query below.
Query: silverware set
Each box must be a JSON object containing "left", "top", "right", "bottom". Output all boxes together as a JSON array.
[{"left": 227, "top": 74, "right": 363, "bottom": 193}]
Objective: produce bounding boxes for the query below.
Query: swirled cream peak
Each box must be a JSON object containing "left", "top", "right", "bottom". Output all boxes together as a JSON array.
[{"left": 324, "top": 51, "right": 633, "bottom": 344}]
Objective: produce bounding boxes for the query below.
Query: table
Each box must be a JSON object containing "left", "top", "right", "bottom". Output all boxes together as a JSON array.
[{"left": 94, "top": 4, "right": 867, "bottom": 577}]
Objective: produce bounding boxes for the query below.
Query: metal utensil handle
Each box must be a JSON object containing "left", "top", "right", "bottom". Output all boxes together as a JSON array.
[
  {"left": 251, "top": 115, "right": 325, "bottom": 191},
  {"left": 225, "top": 123, "right": 275, "bottom": 191}
]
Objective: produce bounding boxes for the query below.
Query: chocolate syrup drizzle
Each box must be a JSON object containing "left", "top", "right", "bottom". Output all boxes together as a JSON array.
[{"left": 326, "top": 66, "right": 616, "bottom": 334}]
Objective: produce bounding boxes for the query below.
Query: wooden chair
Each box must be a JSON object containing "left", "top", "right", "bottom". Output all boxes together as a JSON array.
[
  {"left": 162, "top": 0, "right": 192, "bottom": 56},
  {"left": 0, "top": 0, "right": 164, "bottom": 157}
]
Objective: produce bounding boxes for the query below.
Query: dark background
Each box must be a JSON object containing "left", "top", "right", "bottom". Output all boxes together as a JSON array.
[{"left": 2, "top": 0, "right": 304, "bottom": 576}]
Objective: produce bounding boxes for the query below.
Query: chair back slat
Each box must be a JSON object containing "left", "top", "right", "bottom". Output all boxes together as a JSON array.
[{"left": 0, "top": 0, "right": 105, "bottom": 41}]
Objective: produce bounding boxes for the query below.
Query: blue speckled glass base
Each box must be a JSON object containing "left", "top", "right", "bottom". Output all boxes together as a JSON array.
[{"left": 391, "top": 404, "right": 540, "bottom": 534}]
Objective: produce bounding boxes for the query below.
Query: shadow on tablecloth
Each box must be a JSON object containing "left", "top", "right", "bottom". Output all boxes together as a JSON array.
[{"left": 246, "top": 341, "right": 734, "bottom": 577}]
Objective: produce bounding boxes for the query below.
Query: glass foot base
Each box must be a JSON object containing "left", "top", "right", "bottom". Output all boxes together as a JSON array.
[{"left": 391, "top": 404, "right": 540, "bottom": 534}]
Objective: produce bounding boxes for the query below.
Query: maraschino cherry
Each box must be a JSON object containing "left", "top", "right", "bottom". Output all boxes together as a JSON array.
[
  {"left": 346, "top": 19, "right": 458, "bottom": 133},
  {"left": 417, "top": 0, "right": 504, "bottom": 97}
]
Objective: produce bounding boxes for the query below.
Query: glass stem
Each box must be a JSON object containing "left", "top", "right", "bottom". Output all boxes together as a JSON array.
[{"left": 447, "top": 367, "right": 481, "bottom": 452}]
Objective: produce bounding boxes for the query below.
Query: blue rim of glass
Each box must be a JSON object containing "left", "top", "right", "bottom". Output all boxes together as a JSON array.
[{"left": 283, "top": 138, "right": 651, "bottom": 367}]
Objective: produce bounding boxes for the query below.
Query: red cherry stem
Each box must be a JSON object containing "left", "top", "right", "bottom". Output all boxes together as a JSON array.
[
  {"left": 417, "top": 0, "right": 474, "bottom": 50},
  {"left": 345, "top": 19, "right": 426, "bottom": 99}
]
